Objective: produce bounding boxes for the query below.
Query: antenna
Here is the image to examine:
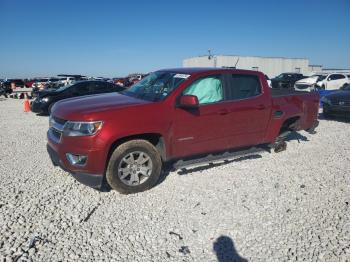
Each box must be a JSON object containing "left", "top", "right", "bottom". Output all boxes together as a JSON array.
[
  {"left": 234, "top": 58, "right": 239, "bottom": 68},
  {"left": 208, "top": 49, "right": 213, "bottom": 60}
]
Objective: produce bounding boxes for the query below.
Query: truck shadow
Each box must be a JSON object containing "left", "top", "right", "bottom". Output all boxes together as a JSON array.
[
  {"left": 213, "top": 235, "right": 248, "bottom": 262},
  {"left": 285, "top": 131, "right": 308, "bottom": 142}
]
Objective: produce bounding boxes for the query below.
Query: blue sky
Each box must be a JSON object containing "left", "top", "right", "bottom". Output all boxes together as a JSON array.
[{"left": 0, "top": 0, "right": 349, "bottom": 78}]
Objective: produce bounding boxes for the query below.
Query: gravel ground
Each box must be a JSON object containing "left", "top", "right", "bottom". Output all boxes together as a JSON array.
[{"left": 0, "top": 98, "right": 349, "bottom": 261}]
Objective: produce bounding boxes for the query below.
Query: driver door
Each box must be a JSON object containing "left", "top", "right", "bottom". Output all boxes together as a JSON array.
[{"left": 172, "top": 74, "right": 231, "bottom": 158}]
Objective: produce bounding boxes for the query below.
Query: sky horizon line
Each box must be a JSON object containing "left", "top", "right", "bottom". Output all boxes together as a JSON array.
[{"left": 1, "top": 0, "right": 349, "bottom": 79}]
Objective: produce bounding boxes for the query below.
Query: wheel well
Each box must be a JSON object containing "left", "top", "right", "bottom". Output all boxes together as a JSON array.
[
  {"left": 279, "top": 116, "right": 300, "bottom": 134},
  {"left": 105, "top": 133, "right": 165, "bottom": 170}
]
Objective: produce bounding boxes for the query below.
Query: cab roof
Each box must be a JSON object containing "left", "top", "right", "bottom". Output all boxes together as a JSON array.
[{"left": 159, "top": 67, "right": 262, "bottom": 75}]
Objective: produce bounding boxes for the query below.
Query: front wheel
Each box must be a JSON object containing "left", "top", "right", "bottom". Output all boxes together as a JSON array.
[
  {"left": 323, "top": 107, "right": 331, "bottom": 119},
  {"left": 106, "top": 140, "right": 162, "bottom": 194}
]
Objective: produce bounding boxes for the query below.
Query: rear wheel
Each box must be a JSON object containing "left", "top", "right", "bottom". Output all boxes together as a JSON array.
[{"left": 106, "top": 140, "right": 162, "bottom": 194}]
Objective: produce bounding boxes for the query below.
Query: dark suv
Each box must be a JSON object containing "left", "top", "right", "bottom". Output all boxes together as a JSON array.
[
  {"left": 271, "top": 73, "right": 305, "bottom": 89},
  {"left": 31, "top": 80, "right": 125, "bottom": 114}
]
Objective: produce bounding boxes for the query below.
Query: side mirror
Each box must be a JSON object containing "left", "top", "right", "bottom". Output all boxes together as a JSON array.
[{"left": 179, "top": 95, "right": 199, "bottom": 109}]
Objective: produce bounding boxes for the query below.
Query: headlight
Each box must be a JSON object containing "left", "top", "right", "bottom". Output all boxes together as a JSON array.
[
  {"left": 41, "top": 97, "right": 50, "bottom": 103},
  {"left": 63, "top": 121, "right": 103, "bottom": 136},
  {"left": 321, "top": 97, "right": 331, "bottom": 105}
]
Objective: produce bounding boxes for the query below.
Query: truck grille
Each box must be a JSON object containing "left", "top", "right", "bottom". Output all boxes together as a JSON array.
[
  {"left": 48, "top": 115, "right": 67, "bottom": 143},
  {"left": 331, "top": 99, "right": 350, "bottom": 107}
]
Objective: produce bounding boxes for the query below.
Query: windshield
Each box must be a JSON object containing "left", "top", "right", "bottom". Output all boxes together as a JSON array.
[
  {"left": 275, "top": 73, "right": 294, "bottom": 80},
  {"left": 121, "top": 71, "right": 189, "bottom": 102},
  {"left": 316, "top": 75, "right": 327, "bottom": 81}
]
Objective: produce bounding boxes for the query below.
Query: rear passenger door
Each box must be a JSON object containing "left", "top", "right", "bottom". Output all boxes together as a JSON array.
[{"left": 224, "top": 73, "right": 271, "bottom": 147}]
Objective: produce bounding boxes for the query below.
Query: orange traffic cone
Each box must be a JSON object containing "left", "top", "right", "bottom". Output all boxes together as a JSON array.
[{"left": 24, "top": 94, "right": 31, "bottom": 112}]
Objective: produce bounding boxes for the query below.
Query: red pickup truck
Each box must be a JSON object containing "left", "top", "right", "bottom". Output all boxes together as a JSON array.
[{"left": 47, "top": 68, "right": 319, "bottom": 194}]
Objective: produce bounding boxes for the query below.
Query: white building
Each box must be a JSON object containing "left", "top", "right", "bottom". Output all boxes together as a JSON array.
[{"left": 183, "top": 55, "right": 320, "bottom": 78}]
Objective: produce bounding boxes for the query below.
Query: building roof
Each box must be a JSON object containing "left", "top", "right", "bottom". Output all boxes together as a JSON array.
[
  {"left": 185, "top": 54, "right": 308, "bottom": 60},
  {"left": 160, "top": 67, "right": 261, "bottom": 75}
]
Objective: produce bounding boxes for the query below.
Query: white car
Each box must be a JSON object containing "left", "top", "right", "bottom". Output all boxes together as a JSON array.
[
  {"left": 295, "top": 73, "right": 349, "bottom": 91},
  {"left": 58, "top": 77, "right": 77, "bottom": 86},
  {"left": 32, "top": 78, "right": 50, "bottom": 89},
  {"left": 316, "top": 73, "right": 349, "bottom": 90}
]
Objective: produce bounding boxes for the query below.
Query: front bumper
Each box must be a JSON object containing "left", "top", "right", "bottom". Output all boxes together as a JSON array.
[
  {"left": 323, "top": 104, "right": 350, "bottom": 117},
  {"left": 47, "top": 139, "right": 105, "bottom": 190},
  {"left": 31, "top": 99, "right": 48, "bottom": 113}
]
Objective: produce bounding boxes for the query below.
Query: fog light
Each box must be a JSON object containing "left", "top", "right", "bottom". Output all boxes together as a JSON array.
[{"left": 66, "top": 153, "right": 87, "bottom": 166}]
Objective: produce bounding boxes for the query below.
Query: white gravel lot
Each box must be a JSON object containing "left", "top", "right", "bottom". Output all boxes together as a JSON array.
[{"left": 0, "top": 98, "right": 349, "bottom": 261}]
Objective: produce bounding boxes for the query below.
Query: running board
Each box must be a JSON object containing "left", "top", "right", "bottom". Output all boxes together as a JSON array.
[{"left": 173, "top": 146, "right": 266, "bottom": 170}]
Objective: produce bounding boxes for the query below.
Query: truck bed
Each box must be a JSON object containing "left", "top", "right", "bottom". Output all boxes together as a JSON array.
[{"left": 270, "top": 88, "right": 310, "bottom": 97}]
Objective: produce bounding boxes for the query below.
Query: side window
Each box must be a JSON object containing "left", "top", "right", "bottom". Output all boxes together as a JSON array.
[
  {"left": 108, "top": 83, "right": 123, "bottom": 91},
  {"left": 328, "top": 75, "right": 335, "bottom": 81},
  {"left": 228, "top": 74, "right": 261, "bottom": 100},
  {"left": 73, "top": 83, "right": 89, "bottom": 95},
  {"left": 91, "top": 82, "right": 107, "bottom": 92},
  {"left": 336, "top": 74, "right": 345, "bottom": 80},
  {"left": 183, "top": 75, "right": 223, "bottom": 105}
]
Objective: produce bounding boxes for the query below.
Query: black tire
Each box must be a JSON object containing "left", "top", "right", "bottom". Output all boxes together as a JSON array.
[
  {"left": 323, "top": 107, "right": 331, "bottom": 119},
  {"left": 106, "top": 139, "right": 162, "bottom": 194}
]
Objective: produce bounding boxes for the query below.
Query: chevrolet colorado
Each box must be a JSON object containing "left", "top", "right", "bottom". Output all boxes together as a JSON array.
[{"left": 47, "top": 68, "right": 319, "bottom": 194}]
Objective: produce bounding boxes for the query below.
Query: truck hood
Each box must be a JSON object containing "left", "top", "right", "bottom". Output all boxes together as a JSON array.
[
  {"left": 295, "top": 76, "right": 318, "bottom": 85},
  {"left": 52, "top": 93, "right": 150, "bottom": 119}
]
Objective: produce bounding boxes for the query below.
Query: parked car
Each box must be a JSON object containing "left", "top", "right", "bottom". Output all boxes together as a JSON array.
[
  {"left": 129, "top": 74, "right": 148, "bottom": 85},
  {"left": 113, "top": 77, "right": 132, "bottom": 87},
  {"left": 265, "top": 74, "right": 272, "bottom": 87},
  {"left": 31, "top": 78, "right": 51, "bottom": 96},
  {"left": 31, "top": 80, "right": 125, "bottom": 115},
  {"left": 46, "top": 78, "right": 62, "bottom": 89},
  {"left": 315, "top": 73, "right": 349, "bottom": 90},
  {"left": 2, "top": 79, "right": 25, "bottom": 89},
  {"left": 294, "top": 74, "right": 327, "bottom": 91},
  {"left": 57, "top": 75, "right": 87, "bottom": 86},
  {"left": 24, "top": 79, "right": 36, "bottom": 88},
  {"left": 271, "top": 73, "right": 305, "bottom": 89},
  {"left": 32, "top": 78, "right": 50, "bottom": 88},
  {"left": 321, "top": 83, "right": 350, "bottom": 118},
  {"left": 47, "top": 68, "right": 320, "bottom": 194}
]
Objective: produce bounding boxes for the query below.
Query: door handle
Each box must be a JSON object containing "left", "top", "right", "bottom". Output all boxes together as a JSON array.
[
  {"left": 218, "top": 109, "right": 229, "bottom": 115},
  {"left": 257, "top": 104, "right": 266, "bottom": 110}
]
